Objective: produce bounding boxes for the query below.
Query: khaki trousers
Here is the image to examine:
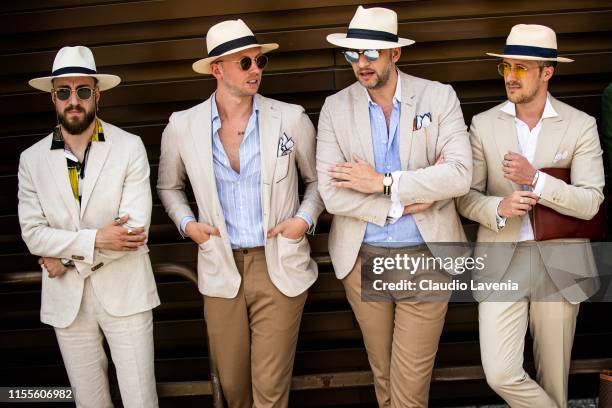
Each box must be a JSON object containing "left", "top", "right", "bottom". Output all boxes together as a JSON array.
[
  {"left": 343, "top": 245, "right": 449, "bottom": 408},
  {"left": 479, "top": 243, "right": 580, "bottom": 408},
  {"left": 204, "top": 247, "right": 307, "bottom": 408},
  {"left": 54, "top": 278, "right": 158, "bottom": 408}
]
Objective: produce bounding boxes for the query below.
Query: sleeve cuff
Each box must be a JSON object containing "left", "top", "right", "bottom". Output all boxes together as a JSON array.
[
  {"left": 390, "top": 171, "right": 404, "bottom": 199},
  {"left": 295, "top": 211, "right": 315, "bottom": 234},
  {"left": 532, "top": 171, "right": 547, "bottom": 198},
  {"left": 180, "top": 216, "right": 196, "bottom": 238},
  {"left": 495, "top": 198, "right": 507, "bottom": 229}
]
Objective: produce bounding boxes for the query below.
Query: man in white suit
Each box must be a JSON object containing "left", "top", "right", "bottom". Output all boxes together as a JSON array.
[
  {"left": 316, "top": 6, "right": 472, "bottom": 407},
  {"left": 18, "top": 46, "right": 160, "bottom": 407},
  {"left": 157, "top": 19, "right": 324, "bottom": 407},
  {"left": 456, "top": 25, "right": 604, "bottom": 407}
]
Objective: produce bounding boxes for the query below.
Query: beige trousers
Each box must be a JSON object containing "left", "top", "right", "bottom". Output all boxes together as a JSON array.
[
  {"left": 204, "top": 247, "right": 307, "bottom": 408},
  {"left": 343, "top": 245, "right": 449, "bottom": 408},
  {"left": 479, "top": 243, "right": 580, "bottom": 408},
  {"left": 54, "top": 278, "right": 158, "bottom": 408}
]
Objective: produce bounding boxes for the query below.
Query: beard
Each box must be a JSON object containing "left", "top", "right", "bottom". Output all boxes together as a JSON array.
[
  {"left": 506, "top": 80, "right": 540, "bottom": 104},
  {"left": 57, "top": 104, "right": 96, "bottom": 135},
  {"left": 357, "top": 62, "right": 393, "bottom": 90}
]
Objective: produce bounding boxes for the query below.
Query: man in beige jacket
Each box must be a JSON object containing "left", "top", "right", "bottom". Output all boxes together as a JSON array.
[
  {"left": 18, "top": 46, "right": 160, "bottom": 407},
  {"left": 456, "top": 25, "right": 604, "bottom": 407},
  {"left": 157, "top": 19, "right": 324, "bottom": 407},
  {"left": 316, "top": 6, "right": 472, "bottom": 407}
]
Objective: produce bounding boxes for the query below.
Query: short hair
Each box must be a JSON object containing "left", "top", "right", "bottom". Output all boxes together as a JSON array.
[{"left": 539, "top": 61, "right": 557, "bottom": 69}]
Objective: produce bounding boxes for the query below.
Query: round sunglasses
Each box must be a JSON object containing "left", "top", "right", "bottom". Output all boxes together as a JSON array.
[
  {"left": 53, "top": 87, "right": 95, "bottom": 101},
  {"left": 215, "top": 54, "right": 268, "bottom": 71},
  {"left": 342, "top": 49, "right": 381, "bottom": 64}
]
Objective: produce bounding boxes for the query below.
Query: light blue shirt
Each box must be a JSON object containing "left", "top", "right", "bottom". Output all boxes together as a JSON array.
[
  {"left": 363, "top": 75, "right": 424, "bottom": 247},
  {"left": 180, "top": 93, "right": 312, "bottom": 248}
]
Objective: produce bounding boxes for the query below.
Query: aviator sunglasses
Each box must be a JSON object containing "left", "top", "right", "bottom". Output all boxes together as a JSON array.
[{"left": 342, "top": 49, "right": 381, "bottom": 64}]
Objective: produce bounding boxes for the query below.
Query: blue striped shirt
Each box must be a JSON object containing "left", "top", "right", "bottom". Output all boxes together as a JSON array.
[
  {"left": 180, "top": 94, "right": 312, "bottom": 248},
  {"left": 363, "top": 75, "right": 424, "bottom": 247}
]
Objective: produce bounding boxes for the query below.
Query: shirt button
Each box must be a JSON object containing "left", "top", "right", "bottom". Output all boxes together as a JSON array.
[
  {"left": 387, "top": 236, "right": 393, "bottom": 241},
  {"left": 386, "top": 165, "right": 391, "bottom": 170}
]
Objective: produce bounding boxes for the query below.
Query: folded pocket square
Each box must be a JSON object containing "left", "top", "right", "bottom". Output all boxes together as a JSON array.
[
  {"left": 413, "top": 112, "right": 432, "bottom": 131},
  {"left": 277, "top": 133, "right": 294, "bottom": 157},
  {"left": 553, "top": 150, "right": 568, "bottom": 163}
]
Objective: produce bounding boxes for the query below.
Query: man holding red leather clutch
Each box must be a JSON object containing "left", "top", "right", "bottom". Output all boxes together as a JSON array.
[{"left": 456, "top": 24, "right": 604, "bottom": 407}]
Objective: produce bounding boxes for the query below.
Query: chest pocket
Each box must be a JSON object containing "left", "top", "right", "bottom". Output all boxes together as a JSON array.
[{"left": 274, "top": 152, "right": 291, "bottom": 183}]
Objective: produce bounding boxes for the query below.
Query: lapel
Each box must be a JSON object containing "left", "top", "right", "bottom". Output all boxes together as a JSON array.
[
  {"left": 46, "top": 146, "right": 80, "bottom": 226},
  {"left": 79, "top": 121, "right": 111, "bottom": 217},
  {"left": 494, "top": 109, "right": 521, "bottom": 191},
  {"left": 398, "top": 72, "right": 416, "bottom": 170},
  {"left": 256, "top": 94, "right": 282, "bottom": 230},
  {"left": 350, "top": 84, "right": 375, "bottom": 165},
  {"left": 190, "top": 97, "right": 224, "bottom": 219},
  {"left": 532, "top": 97, "right": 567, "bottom": 169}
]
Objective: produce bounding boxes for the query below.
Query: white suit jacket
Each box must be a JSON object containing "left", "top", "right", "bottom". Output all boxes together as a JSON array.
[
  {"left": 18, "top": 120, "right": 160, "bottom": 328},
  {"left": 157, "top": 94, "right": 324, "bottom": 298},
  {"left": 316, "top": 70, "right": 473, "bottom": 278}
]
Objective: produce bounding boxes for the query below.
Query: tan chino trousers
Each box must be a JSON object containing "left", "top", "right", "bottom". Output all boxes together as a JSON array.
[{"left": 204, "top": 247, "right": 307, "bottom": 408}]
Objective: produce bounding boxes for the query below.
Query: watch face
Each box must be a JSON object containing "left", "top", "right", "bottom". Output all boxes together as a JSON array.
[{"left": 383, "top": 176, "right": 393, "bottom": 186}]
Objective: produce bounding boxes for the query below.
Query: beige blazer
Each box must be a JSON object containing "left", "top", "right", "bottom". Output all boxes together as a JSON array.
[
  {"left": 18, "top": 120, "right": 160, "bottom": 328},
  {"left": 316, "top": 70, "right": 473, "bottom": 279},
  {"left": 157, "top": 94, "right": 324, "bottom": 298},
  {"left": 456, "top": 96, "right": 604, "bottom": 302}
]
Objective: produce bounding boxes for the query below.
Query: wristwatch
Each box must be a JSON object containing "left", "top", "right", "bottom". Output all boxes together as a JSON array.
[
  {"left": 382, "top": 173, "right": 393, "bottom": 195},
  {"left": 60, "top": 258, "right": 75, "bottom": 268}
]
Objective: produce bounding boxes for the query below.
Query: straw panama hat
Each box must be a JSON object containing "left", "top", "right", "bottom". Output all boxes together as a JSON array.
[
  {"left": 29, "top": 46, "right": 121, "bottom": 92},
  {"left": 192, "top": 19, "right": 279, "bottom": 75},
  {"left": 487, "top": 24, "right": 574, "bottom": 63},
  {"left": 326, "top": 6, "right": 414, "bottom": 50}
]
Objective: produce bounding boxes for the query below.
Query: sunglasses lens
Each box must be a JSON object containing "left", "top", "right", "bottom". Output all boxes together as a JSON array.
[
  {"left": 255, "top": 55, "right": 268, "bottom": 70},
  {"left": 56, "top": 89, "right": 71, "bottom": 101},
  {"left": 364, "top": 49, "right": 380, "bottom": 61},
  {"left": 343, "top": 51, "right": 359, "bottom": 64},
  {"left": 239, "top": 57, "right": 253, "bottom": 71},
  {"left": 76, "top": 88, "right": 93, "bottom": 100}
]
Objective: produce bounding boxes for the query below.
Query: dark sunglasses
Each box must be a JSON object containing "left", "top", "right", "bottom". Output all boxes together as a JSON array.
[
  {"left": 342, "top": 49, "right": 381, "bottom": 64},
  {"left": 216, "top": 54, "right": 268, "bottom": 71},
  {"left": 53, "top": 87, "right": 95, "bottom": 101}
]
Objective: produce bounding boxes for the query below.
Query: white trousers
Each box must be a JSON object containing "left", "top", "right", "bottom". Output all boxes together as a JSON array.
[
  {"left": 54, "top": 278, "right": 158, "bottom": 408},
  {"left": 479, "top": 244, "right": 580, "bottom": 408}
]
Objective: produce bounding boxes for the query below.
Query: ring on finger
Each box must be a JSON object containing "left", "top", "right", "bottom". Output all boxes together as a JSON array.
[{"left": 127, "top": 228, "right": 134, "bottom": 235}]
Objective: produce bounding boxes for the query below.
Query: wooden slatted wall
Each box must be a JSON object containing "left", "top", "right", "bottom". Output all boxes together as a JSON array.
[{"left": 1, "top": 1, "right": 611, "bottom": 406}]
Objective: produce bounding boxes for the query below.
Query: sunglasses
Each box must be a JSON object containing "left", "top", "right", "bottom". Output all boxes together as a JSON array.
[
  {"left": 342, "top": 49, "right": 381, "bottom": 64},
  {"left": 497, "top": 62, "right": 532, "bottom": 79},
  {"left": 53, "top": 87, "right": 95, "bottom": 101},
  {"left": 216, "top": 54, "right": 268, "bottom": 71}
]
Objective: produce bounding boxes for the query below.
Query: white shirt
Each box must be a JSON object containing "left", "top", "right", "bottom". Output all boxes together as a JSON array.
[{"left": 496, "top": 97, "right": 558, "bottom": 241}]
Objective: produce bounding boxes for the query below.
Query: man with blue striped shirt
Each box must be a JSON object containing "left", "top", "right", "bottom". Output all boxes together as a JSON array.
[
  {"left": 157, "top": 20, "right": 323, "bottom": 407},
  {"left": 317, "top": 7, "right": 472, "bottom": 407}
]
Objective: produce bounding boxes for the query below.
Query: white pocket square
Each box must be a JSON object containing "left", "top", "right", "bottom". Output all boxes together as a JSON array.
[
  {"left": 413, "top": 112, "right": 432, "bottom": 131},
  {"left": 277, "top": 133, "right": 294, "bottom": 157},
  {"left": 553, "top": 150, "right": 568, "bottom": 163}
]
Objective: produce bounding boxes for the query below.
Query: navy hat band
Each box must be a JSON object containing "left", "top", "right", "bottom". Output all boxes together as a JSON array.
[
  {"left": 208, "top": 35, "right": 258, "bottom": 57},
  {"left": 52, "top": 66, "right": 97, "bottom": 76},
  {"left": 346, "top": 28, "right": 398, "bottom": 43},
  {"left": 503, "top": 44, "right": 558, "bottom": 59}
]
